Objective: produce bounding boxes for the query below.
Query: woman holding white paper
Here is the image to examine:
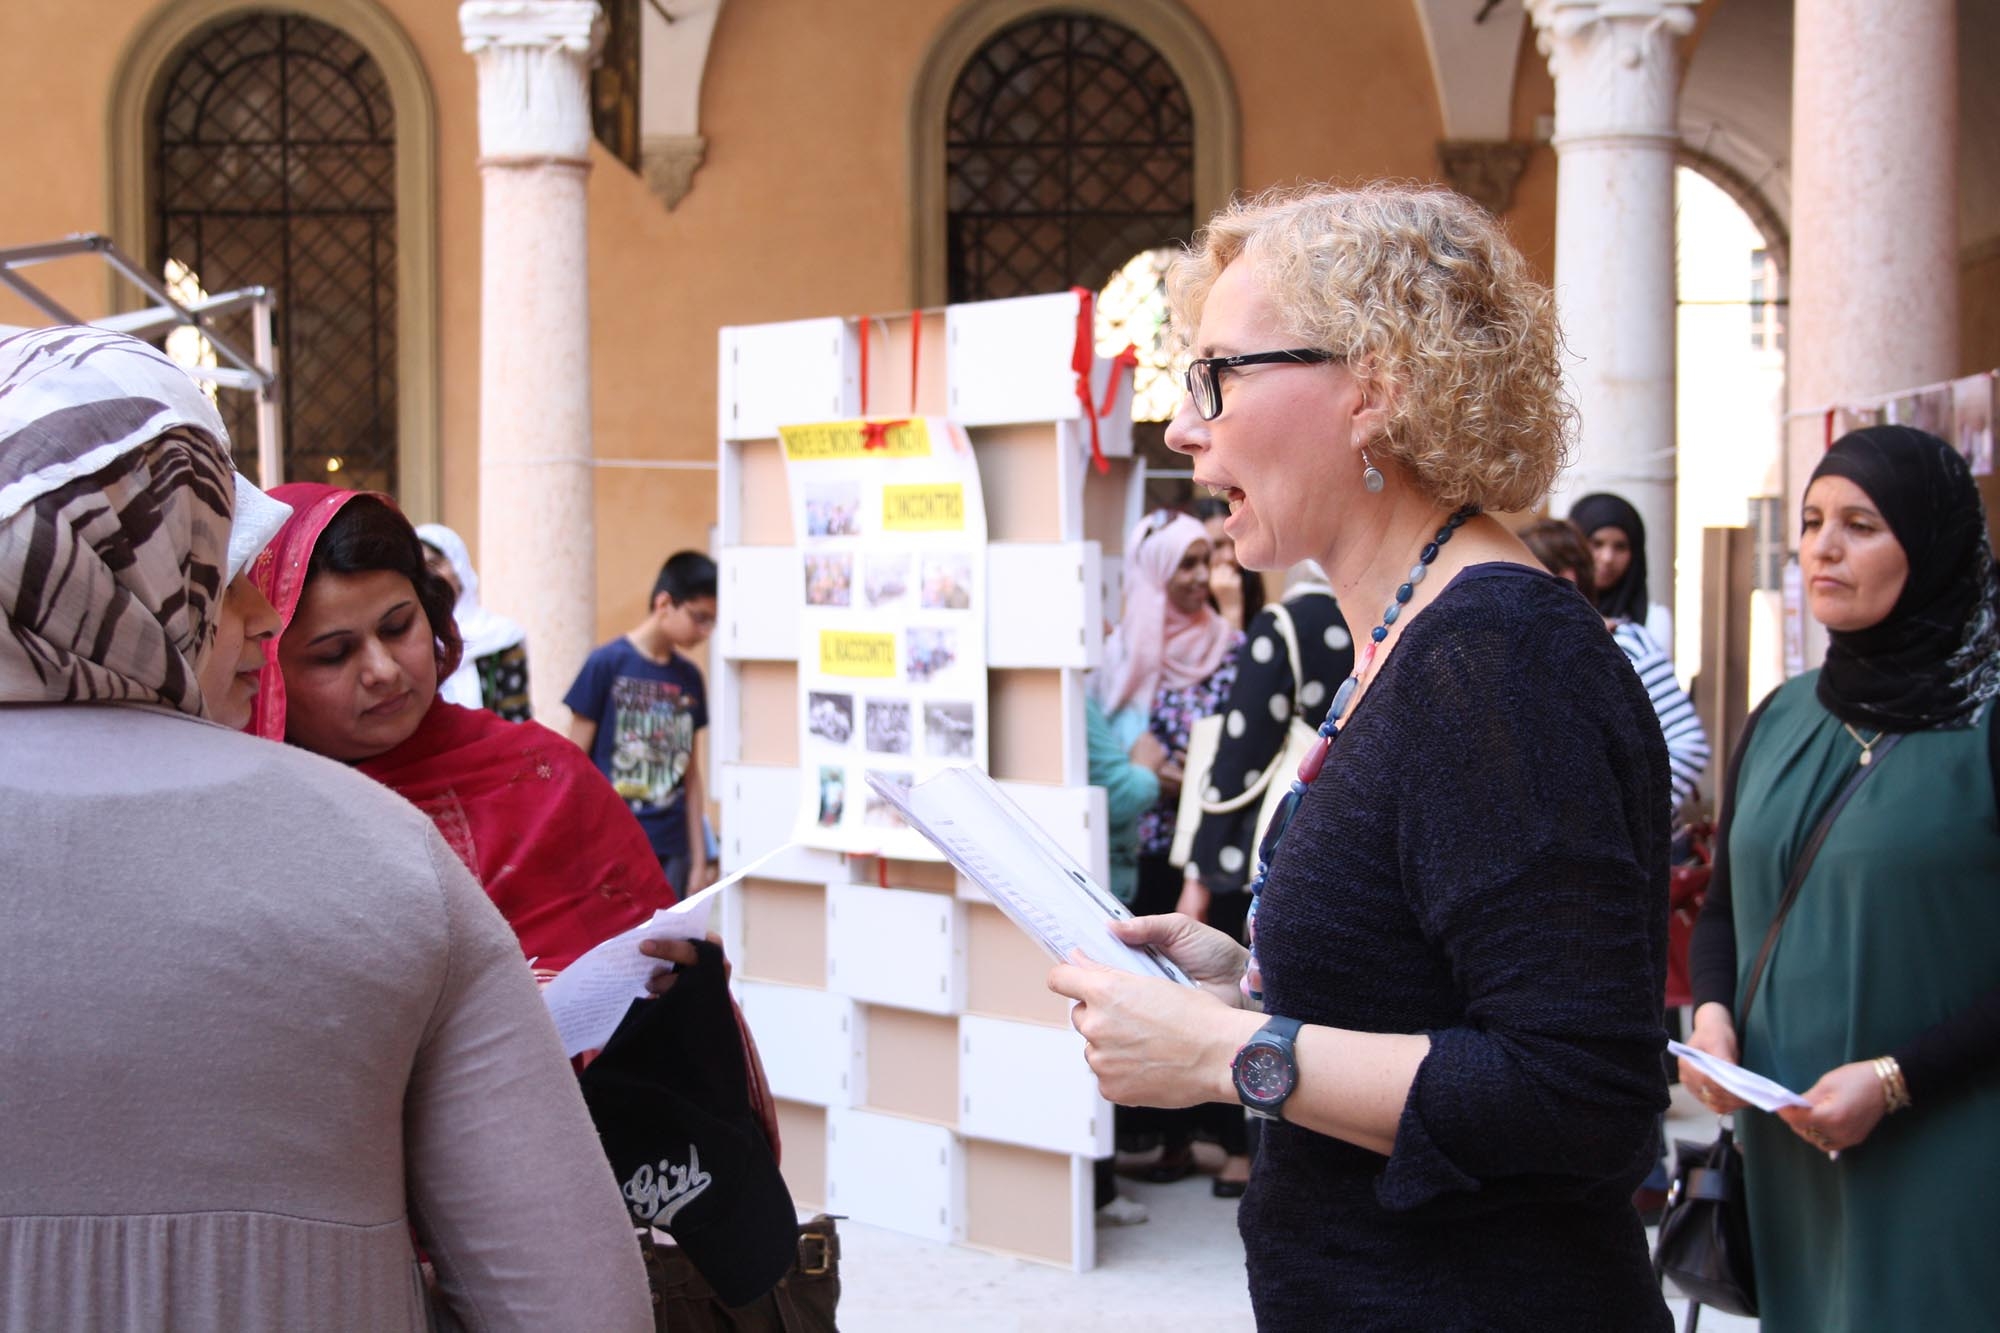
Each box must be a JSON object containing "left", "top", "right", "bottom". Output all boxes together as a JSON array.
[
  {"left": 1051, "top": 185, "right": 1674, "bottom": 1331},
  {"left": 1682, "top": 426, "right": 2000, "bottom": 1333}
]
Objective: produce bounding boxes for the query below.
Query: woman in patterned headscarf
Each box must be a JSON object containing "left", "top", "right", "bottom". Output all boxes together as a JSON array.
[
  {"left": 1683, "top": 426, "right": 2000, "bottom": 1332},
  {"left": 0, "top": 326, "right": 652, "bottom": 1332}
]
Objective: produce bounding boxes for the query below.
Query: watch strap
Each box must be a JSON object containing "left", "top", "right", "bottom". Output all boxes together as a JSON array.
[
  {"left": 1257, "top": 1015, "right": 1303, "bottom": 1048},
  {"left": 1234, "top": 1014, "right": 1304, "bottom": 1118}
]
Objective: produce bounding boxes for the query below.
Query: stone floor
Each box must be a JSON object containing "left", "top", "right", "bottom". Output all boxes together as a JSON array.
[{"left": 832, "top": 1083, "right": 1758, "bottom": 1332}]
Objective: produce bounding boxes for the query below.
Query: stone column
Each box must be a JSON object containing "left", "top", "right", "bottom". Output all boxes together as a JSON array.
[
  {"left": 1786, "top": 0, "right": 1958, "bottom": 533},
  {"left": 461, "top": 1, "right": 603, "bottom": 723},
  {"left": 1530, "top": 0, "right": 1697, "bottom": 617}
]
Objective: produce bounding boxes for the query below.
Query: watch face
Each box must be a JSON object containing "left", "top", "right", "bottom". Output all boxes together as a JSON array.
[{"left": 1237, "top": 1045, "right": 1294, "bottom": 1105}]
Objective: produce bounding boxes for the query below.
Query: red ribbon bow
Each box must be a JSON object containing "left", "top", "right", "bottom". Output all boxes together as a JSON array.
[{"left": 859, "top": 418, "right": 910, "bottom": 450}]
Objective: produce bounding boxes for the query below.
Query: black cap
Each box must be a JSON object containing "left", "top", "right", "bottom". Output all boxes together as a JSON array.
[{"left": 579, "top": 939, "right": 798, "bottom": 1308}]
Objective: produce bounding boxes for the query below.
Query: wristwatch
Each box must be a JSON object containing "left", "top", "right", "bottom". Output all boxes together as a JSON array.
[{"left": 1231, "top": 1016, "right": 1303, "bottom": 1120}]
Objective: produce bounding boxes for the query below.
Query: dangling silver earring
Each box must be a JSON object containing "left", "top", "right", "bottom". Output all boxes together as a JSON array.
[{"left": 1361, "top": 448, "right": 1385, "bottom": 494}]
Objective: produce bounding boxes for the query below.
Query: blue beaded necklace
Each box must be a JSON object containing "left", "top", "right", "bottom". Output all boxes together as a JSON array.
[{"left": 1239, "top": 504, "right": 1478, "bottom": 1003}]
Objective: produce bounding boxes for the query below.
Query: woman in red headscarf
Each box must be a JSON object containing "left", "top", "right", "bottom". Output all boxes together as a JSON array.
[{"left": 247, "top": 484, "right": 676, "bottom": 975}]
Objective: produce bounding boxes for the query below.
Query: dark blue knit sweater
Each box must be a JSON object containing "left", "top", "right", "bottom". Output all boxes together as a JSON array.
[{"left": 1240, "top": 564, "right": 1674, "bottom": 1332}]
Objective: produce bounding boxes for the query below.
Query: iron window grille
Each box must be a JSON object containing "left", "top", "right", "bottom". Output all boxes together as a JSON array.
[
  {"left": 945, "top": 14, "right": 1195, "bottom": 305},
  {"left": 155, "top": 13, "right": 398, "bottom": 495}
]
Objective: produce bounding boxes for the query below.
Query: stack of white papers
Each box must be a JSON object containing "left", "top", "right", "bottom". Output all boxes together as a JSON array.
[
  {"left": 1668, "top": 1039, "right": 1812, "bottom": 1112},
  {"left": 540, "top": 845, "right": 786, "bottom": 1057},
  {"left": 866, "top": 765, "right": 1193, "bottom": 986}
]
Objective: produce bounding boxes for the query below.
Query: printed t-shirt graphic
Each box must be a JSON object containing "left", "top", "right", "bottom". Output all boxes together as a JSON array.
[
  {"left": 565, "top": 639, "right": 708, "bottom": 863},
  {"left": 608, "top": 674, "right": 694, "bottom": 805}
]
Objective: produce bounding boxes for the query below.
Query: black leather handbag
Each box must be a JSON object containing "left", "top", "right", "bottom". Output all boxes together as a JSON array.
[
  {"left": 1655, "top": 1124, "right": 1755, "bottom": 1319},
  {"left": 1653, "top": 732, "right": 1900, "bottom": 1332}
]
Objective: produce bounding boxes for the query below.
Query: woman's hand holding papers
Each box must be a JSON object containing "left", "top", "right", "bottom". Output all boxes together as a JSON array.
[
  {"left": 1048, "top": 914, "right": 1259, "bottom": 1108},
  {"left": 1779, "top": 1062, "right": 1891, "bottom": 1156},
  {"left": 1678, "top": 1002, "right": 1750, "bottom": 1114},
  {"left": 1111, "top": 914, "right": 1247, "bottom": 1008},
  {"left": 636, "top": 933, "right": 727, "bottom": 996}
]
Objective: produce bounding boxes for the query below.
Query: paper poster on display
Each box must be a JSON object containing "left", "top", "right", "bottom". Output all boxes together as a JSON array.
[
  {"left": 1882, "top": 386, "right": 1953, "bottom": 437},
  {"left": 781, "top": 417, "right": 987, "bottom": 859},
  {"left": 1951, "top": 373, "right": 1995, "bottom": 477}
]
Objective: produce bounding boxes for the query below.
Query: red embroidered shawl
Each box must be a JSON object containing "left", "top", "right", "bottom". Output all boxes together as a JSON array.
[{"left": 247, "top": 483, "right": 674, "bottom": 970}]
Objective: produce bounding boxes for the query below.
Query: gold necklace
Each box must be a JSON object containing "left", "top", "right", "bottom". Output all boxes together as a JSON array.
[{"left": 1842, "top": 721, "right": 1884, "bottom": 767}]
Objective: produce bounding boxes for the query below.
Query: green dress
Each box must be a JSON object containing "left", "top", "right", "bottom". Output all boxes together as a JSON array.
[{"left": 1727, "top": 673, "right": 2000, "bottom": 1332}]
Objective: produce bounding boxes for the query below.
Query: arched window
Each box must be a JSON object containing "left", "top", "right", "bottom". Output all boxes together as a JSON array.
[
  {"left": 944, "top": 13, "right": 1195, "bottom": 304},
  {"left": 154, "top": 13, "right": 398, "bottom": 494}
]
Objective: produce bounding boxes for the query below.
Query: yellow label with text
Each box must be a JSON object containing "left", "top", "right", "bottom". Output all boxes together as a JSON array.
[
  {"left": 780, "top": 419, "right": 932, "bottom": 460},
  {"left": 881, "top": 483, "right": 965, "bottom": 532},
  {"left": 819, "top": 630, "right": 897, "bottom": 678}
]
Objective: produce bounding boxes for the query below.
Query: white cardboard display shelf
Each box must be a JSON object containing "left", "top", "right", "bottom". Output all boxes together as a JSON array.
[{"left": 713, "top": 295, "right": 1145, "bottom": 1270}]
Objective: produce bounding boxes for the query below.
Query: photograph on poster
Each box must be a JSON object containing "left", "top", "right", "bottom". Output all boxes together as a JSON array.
[
  {"left": 1885, "top": 388, "right": 1953, "bottom": 436},
  {"left": 805, "top": 552, "right": 853, "bottom": 607},
  {"left": 864, "top": 553, "right": 912, "bottom": 609},
  {"left": 817, "top": 765, "right": 846, "bottom": 827},
  {"left": 863, "top": 769, "right": 913, "bottom": 828},
  {"left": 865, "top": 699, "right": 912, "bottom": 754},
  {"left": 906, "top": 627, "right": 959, "bottom": 683},
  {"left": 808, "top": 691, "right": 855, "bottom": 745},
  {"left": 1953, "top": 374, "right": 1994, "bottom": 476},
  {"left": 805, "top": 481, "right": 864, "bottom": 537},
  {"left": 923, "top": 701, "right": 977, "bottom": 759},
  {"left": 920, "top": 554, "right": 974, "bottom": 610}
]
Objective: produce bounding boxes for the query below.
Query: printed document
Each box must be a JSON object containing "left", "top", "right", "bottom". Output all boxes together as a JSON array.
[
  {"left": 541, "top": 845, "right": 787, "bottom": 1056},
  {"left": 1667, "top": 1039, "right": 1812, "bottom": 1111},
  {"left": 866, "top": 766, "right": 1193, "bottom": 986}
]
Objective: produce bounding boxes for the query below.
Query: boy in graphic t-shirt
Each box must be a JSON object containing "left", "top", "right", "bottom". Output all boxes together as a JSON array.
[{"left": 565, "top": 551, "right": 717, "bottom": 893}]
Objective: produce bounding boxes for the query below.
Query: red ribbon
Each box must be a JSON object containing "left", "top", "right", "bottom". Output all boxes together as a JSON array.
[
  {"left": 1070, "top": 287, "right": 1111, "bottom": 474},
  {"left": 1100, "top": 342, "right": 1140, "bottom": 418},
  {"left": 859, "top": 418, "right": 910, "bottom": 450},
  {"left": 858, "top": 315, "right": 873, "bottom": 418}
]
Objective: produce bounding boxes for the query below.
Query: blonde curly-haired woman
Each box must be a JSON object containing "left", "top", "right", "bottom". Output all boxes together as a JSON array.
[{"left": 1052, "top": 185, "right": 1674, "bottom": 1331}]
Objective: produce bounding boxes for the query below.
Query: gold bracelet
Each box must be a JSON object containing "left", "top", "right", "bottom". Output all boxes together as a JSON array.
[{"left": 1872, "top": 1056, "right": 1913, "bottom": 1114}]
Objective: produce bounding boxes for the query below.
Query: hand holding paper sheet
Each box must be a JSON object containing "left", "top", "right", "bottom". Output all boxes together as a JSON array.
[
  {"left": 1668, "top": 1039, "right": 1812, "bottom": 1112},
  {"left": 540, "top": 845, "right": 786, "bottom": 1057},
  {"left": 865, "top": 765, "right": 1193, "bottom": 986}
]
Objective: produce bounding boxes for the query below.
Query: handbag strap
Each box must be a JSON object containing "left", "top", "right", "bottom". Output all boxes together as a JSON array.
[
  {"left": 1266, "top": 599, "right": 1307, "bottom": 722},
  {"left": 1198, "top": 601, "right": 1310, "bottom": 816},
  {"left": 1736, "top": 731, "right": 1903, "bottom": 1025}
]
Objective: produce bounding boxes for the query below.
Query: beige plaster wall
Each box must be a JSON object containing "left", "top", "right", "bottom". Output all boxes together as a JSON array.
[
  {"left": 0, "top": 0, "right": 483, "bottom": 507},
  {"left": 583, "top": 0, "right": 1554, "bottom": 637},
  {"left": 0, "top": 0, "right": 1556, "bottom": 650}
]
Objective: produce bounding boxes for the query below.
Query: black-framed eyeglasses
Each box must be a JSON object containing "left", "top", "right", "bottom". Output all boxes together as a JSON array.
[{"left": 1183, "top": 349, "right": 1333, "bottom": 421}]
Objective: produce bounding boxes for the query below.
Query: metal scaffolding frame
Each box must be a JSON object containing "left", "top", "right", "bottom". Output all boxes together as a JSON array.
[{"left": 0, "top": 232, "right": 282, "bottom": 485}]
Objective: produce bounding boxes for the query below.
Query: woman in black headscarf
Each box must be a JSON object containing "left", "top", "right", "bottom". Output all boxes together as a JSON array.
[
  {"left": 1571, "top": 491, "right": 1674, "bottom": 652},
  {"left": 1681, "top": 426, "right": 2000, "bottom": 1332}
]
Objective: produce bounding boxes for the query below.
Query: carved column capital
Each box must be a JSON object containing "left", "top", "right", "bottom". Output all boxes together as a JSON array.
[
  {"left": 1528, "top": 0, "right": 1697, "bottom": 145},
  {"left": 460, "top": 1, "right": 606, "bottom": 163},
  {"left": 1437, "top": 140, "right": 1534, "bottom": 216}
]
